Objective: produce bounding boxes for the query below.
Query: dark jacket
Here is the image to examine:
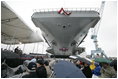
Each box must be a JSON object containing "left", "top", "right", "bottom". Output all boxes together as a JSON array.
[
  {"left": 22, "top": 72, "right": 38, "bottom": 78},
  {"left": 110, "top": 60, "right": 117, "bottom": 71},
  {"left": 93, "top": 65, "right": 101, "bottom": 76},
  {"left": 36, "top": 66, "right": 47, "bottom": 78},
  {"left": 82, "top": 66, "right": 92, "bottom": 78}
]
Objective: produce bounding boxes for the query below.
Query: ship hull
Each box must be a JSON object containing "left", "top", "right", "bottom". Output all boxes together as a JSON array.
[{"left": 32, "top": 11, "right": 100, "bottom": 55}]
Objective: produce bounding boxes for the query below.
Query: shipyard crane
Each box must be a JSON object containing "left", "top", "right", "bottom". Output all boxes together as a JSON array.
[{"left": 90, "top": 1, "right": 108, "bottom": 59}]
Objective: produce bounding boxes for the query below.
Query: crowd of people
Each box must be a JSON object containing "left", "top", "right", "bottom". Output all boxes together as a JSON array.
[
  {"left": 1, "top": 56, "right": 52, "bottom": 78},
  {"left": 1, "top": 54, "right": 117, "bottom": 78},
  {"left": 15, "top": 57, "right": 52, "bottom": 78},
  {"left": 74, "top": 59, "right": 117, "bottom": 78}
]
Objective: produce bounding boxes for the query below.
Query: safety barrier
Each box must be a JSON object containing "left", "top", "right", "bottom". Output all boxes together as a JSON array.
[{"left": 33, "top": 8, "right": 100, "bottom": 13}]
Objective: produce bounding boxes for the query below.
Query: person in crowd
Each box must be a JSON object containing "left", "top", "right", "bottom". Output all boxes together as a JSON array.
[
  {"left": 36, "top": 60, "right": 47, "bottom": 78},
  {"left": 110, "top": 59, "right": 117, "bottom": 72},
  {"left": 18, "top": 49, "right": 23, "bottom": 56},
  {"left": 90, "top": 60, "right": 96, "bottom": 71},
  {"left": 15, "top": 60, "right": 30, "bottom": 75},
  {"left": 95, "top": 54, "right": 101, "bottom": 58},
  {"left": 49, "top": 60, "right": 56, "bottom": 71},
  {"left": 23, "top": 60, "right": 30, "bottom": 67},
  {"left": 15, "top": 66, "right": 24, "bottom": 75},
  {"left": 36, "top": 56, "right": 39, "bottom": 61},
  {"left": 44, "top": 60, "right": 52, "bottom": 77},
  {"left": 100, "top": 62, "right": 117, "bottom": 78},
  {"left": 82, "top": 62, "right": 93, "bottom": 78},
  {"left": 10, "top": 60, "right": 30, "bottom": 78},
  {"left": 40, "top": 56, "right": 44, "bottom": 61},
  {"left": 14, "top": 47, "right": 19, "bottom": 54},
  {"left": 22, "top": 62, "right": 38, "bottom": 78},
  {"left": 76, "top": 61, "right": 84, "bottom": 70},
  {"left": 30, "top": 57, "right": 37, "bottom": 63},
  {"left": 74, "top": 60, "right": 81, "bottom": 69},
  {"left": 93, "top": 62, "right": 101, "bottom": 77}
]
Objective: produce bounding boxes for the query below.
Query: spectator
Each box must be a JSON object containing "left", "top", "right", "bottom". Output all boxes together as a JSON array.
[
  {"left": 22, "top": 62, "right": 38, "bottom": 78},
  {"left": 36, "top": 60, "right": 47, "bottom": 78},
  {"left": 110, "top": 59, "right": 117, "bottom": 71},
  {"left": 30, "top": 57, "right": 37, "bottom": 63},
  {"left": 14, "top": 47, "right": 19, "bottom": 54},
  {"left": 90, "top": 61, "right": 96, "bottom": 71},
  {"left": 95, "top": 54, "right": 101, "bottom": 58},
  {"left": 93, "top": 62, "right": 101, "bottom": 76},
  {"left": 15, "top": 60, "right": 30, "bottom": 75},
  {"left": 100, "top": 62, "right": 116, "bottom": 78},
  {"left": 74, "top": 60, "right": 81, "bottom": 69},
  {"left": 23, "top": 60, "right": 30, "bottom": 67},
  {"left": 82, "top": 62, "right": 92, "bottom": 78},
  {"left": 44, "top": 60, "right": 52, "bottom": 77}
]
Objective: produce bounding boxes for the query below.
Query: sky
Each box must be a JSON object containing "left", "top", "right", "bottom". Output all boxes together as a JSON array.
[{"left": 1, "top": 0, "right": 117, "bottom": 57}]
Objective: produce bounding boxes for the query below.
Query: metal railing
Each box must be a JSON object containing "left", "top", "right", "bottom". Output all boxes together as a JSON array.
[{"left": 33, "top": 8, "right": 100, "bottom": 13}]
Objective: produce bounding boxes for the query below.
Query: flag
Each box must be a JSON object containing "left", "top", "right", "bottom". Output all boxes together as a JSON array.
[{"left": 58, "top": 8, "right": 71, "bottom": 15}]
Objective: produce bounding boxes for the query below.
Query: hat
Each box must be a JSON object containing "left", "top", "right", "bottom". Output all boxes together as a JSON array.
[
  {"left": 28, "top": 62, "right": 37, "bottom": 70},
  {"left": 37, "top": 59, "right": 44, "bottom": 65},
  {"left": 44, "top": 60, "right": 49, "bottom": 66}
]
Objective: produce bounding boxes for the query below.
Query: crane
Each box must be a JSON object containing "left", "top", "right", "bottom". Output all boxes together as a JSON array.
[{"left": 90, "top": 1, "right": 108, "bottom": 59}]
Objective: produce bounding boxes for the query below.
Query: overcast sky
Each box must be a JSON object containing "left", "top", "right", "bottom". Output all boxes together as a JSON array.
[{"left": 1, "top": 0, "right": 117, "bottom": 57}]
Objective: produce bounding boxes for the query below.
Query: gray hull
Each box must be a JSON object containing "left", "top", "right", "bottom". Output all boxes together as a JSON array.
[{"left": 32, "top": 11, "right": 100, "bottom": 55}]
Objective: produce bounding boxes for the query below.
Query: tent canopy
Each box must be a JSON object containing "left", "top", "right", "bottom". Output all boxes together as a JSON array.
[{"left": 1, "top": 2, "right": 43, "bottom": 44}]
